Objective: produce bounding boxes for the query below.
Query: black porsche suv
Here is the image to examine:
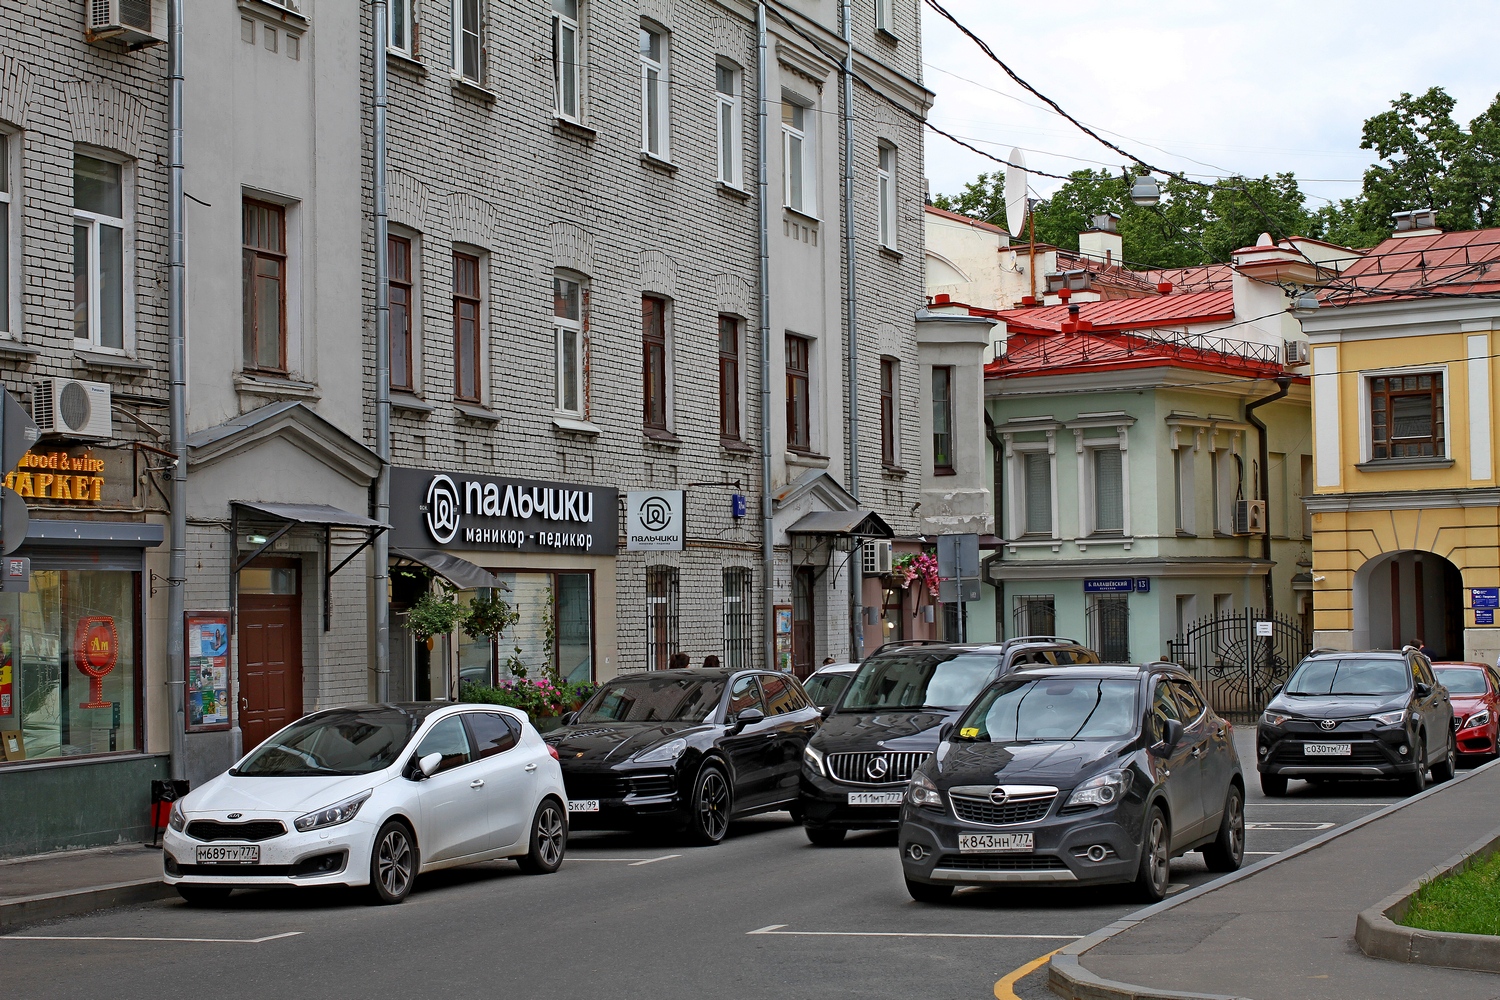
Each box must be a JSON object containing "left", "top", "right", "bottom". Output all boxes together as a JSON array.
[
  {"left": 798, "top": 637, "right": 1101, "bottom": 845},
  {"left": 1257, "top": 648, "right": 1456, "bottom": 796}
]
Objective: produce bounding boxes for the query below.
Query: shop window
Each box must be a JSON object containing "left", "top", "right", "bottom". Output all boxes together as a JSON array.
[
  {"left": 455, "top": 572, "right": 595, "bottom": 687},
  {"left": 0, "top": 568, "right": 139, "bottom": 764}
]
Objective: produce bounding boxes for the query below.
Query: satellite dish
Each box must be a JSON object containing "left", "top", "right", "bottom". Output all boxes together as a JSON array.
[{"left": 1004, "top": 147, "right": 1028, "bottom": 237}]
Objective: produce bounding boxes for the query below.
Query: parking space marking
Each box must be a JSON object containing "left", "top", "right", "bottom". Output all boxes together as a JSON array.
[
  {"left": 1245, "top": 851, "right": 1281, "bottom": 856},
  {"left": 3, "top": 932, "right": 303, "bottom": 945},
  {"left": 747, "top": 924, "right": 1082, "bottom": 941},
  {"left": 628, "top": 854, "right": 682, "bottom": 866},
  {"left": 1246, "top": 821, "right": 1334, "bottom": 831},
  {"left": 564, "top": 854, "right": 681, "bottom": 865},
  {"left": 994, "top": 948, "right": 1062, "bottom": 1000}
]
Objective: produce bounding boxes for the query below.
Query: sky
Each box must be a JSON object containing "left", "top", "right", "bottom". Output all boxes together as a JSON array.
[{"left": 921, "top": 0, "right": 1500, "bottom": 213}]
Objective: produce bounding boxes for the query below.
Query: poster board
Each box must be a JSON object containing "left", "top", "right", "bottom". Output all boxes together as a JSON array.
[
  {"left": 774, "top": 604, "right": 793, "bottom": 672},
  {"left": 185, "top": 611, "right": 231, "bottom": 732}
]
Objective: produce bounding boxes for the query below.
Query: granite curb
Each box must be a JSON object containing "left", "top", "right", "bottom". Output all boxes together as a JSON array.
[
  {"left": 1047, "top": 757, "right": 1500, "bottom": 1000},
  {"left": 1355, "top": 825, "right": 1500, "bottom": 973},
  {"left": 0, "top": 879, "right": 177, "bottom": 934}
]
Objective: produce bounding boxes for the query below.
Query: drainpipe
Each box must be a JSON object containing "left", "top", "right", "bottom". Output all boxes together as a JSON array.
[
  {"left": 1244, "top": 376, "right": 1292, "bottom": 619},
  {"left": 372, "top": 0, "right": 392, "bottom": 702},
  {"left": 984, "top": 410, "right": 1004, "bottom": 641},
  {"left": 757, "top": 2, "right": 775, "bottom": 671},
  {"left": 166, "top": 0, "right": 188, "bottom": 782},
  {"left": 839, "top": 0, "right": 862, "bottom": 661}
]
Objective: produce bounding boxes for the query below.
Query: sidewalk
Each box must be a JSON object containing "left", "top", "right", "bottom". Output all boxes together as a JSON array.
[
  {"left": 1052, "top": 761, "right": 1500, "bottom": 1000},
  {"left": 0, "top": 843, "right": 174, "bottom": 932}
]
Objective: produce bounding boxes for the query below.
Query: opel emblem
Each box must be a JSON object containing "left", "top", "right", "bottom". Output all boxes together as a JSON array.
[
  {"left": 866, "top": 756, "right": 890, "bottom": 780},
  {"left": 227, "top": 813, "right": 242, "bottom": 820},
  {"left": 1319, "top": 719, "right": 1337, "bottom": 731},
  {"left": 989, "top": 787, "right": 1009, "bottom": 805}
]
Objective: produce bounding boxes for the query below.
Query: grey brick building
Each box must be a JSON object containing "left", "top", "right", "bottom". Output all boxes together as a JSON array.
[{"left": 0, "top": 1, "right": 174, "bottom": 856}]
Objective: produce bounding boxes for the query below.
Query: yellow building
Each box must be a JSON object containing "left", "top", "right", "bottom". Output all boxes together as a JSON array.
[{"left": 1302, "top": 217, "right": 1500, "bottom": 662}]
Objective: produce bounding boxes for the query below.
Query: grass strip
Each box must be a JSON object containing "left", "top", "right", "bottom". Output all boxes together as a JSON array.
[{"left": 1401, "top": 850, "right": 1500, "bottom": 936}]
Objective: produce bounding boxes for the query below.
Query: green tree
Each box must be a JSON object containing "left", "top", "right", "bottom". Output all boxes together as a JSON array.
[{"left": 930, "top": 170, "right": 1007, "bottom": 228}]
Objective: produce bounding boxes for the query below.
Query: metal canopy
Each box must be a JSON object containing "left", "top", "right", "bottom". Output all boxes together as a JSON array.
[
  {"left": 785, "top": 509, "right": 894, "bottom": 538},
  {"left": 390, "top": 547, "right": 507, "bottom": 592},
  {"left": 233, "top": 501, "right": 385, "bottom": 530}
]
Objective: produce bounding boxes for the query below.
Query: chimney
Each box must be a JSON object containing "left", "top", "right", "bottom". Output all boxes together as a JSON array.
[
  {"left": 1079, "top": 212, "right": 1122, "bottom": 266},
  {"left": 1391, "top": 208, "right": 1441, "bottom": 237}
]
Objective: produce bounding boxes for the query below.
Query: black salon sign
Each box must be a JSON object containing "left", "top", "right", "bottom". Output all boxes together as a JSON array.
[{"left": 389, "top": 467, "right": 618, "bottom": 555}]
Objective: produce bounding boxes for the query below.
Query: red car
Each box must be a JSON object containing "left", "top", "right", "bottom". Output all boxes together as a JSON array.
[{"left": 1434, "top": 662, "right": 1500, "bottom": 761}]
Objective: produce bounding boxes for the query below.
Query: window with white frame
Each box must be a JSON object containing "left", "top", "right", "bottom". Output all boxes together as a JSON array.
[
  {"left": 782, "top": 98, "right": 814, "bottom": 215},
  {"left": 389, "top": 0, "right": 415, "bottom": 56},
  {"left": 453, "top": 0, "right": 483, "bottom": 81},
  {"left": 1174, "top": 447, "right": 1196, "bottom": 535},
  {"left": 554, "top": 274, "right": 584, "bottom": 415},
  {"left": 639, "top": 24, "right": 669, "bottom": 158},
  {"left": 1022, "top": 450, "right": 1052, "bottom": 536},
  {"left": 73, "top": 153, "right": 129, "bottom": 352},
  {"left": 0, "top": 132, "right": 13, "bottom": 337},
  {"left": 875, "top": 0, "right": 894, "bottom": 35},
  {"left": 1368, "top": 371, "right": 1445, "bottom": 460},
  {"left": 552, "top": 0, "right": 580, "bottom": 120},
  {"left": 716, "top": 62, "right": 742, "bottom": 186},
  {"left": 1090, "top": 445, "right": 1124, "bottom": 534},
  {"left": 1212, "top": 449, "right": 1238, "bottom": 534},
  {"left": 877, "top": 144, "right": 896, "bottom": 248}
]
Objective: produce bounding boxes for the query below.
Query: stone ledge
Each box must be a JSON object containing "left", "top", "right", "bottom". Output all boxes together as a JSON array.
[{"left": 1355, "top": 826, "right": 1500, "bottom": 973}]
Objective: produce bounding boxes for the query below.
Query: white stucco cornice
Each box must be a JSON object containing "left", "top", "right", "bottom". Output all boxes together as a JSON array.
[
  {"left": 1304, "top": 488, "right": 1500, "bottom": 513},
  {"left": 1302, "top": 296, "right": 1500, "bottom": 344}
]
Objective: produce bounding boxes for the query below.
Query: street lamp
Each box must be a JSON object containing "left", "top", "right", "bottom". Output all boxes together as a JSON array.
[
  {"left": 1129, "top": 173, "right": 1161, "bottom": 207},
  {"left": 1293, "top": 292, "right": 1321, "bottom": 317}
]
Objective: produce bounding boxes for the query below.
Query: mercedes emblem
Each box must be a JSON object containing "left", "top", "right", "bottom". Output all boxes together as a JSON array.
[
  {"left": 1319, "top": 719, "right": 1337, "bottom": 731},
  {"left": 866, "top": 756, "right": 890, "bottom": 780},
  {"left": 989, "top": 787, "right": 1009, "bottom": 806}
]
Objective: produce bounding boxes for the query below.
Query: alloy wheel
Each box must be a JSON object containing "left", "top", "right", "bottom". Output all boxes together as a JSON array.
[
  {"left": 699, "top": 770, "right": 730, "bottom": 841},
  {"left": 377, "top": 828, "right": 413, "bottom": 897},
  {"left": 1227, "top": 791, "right": 1245, "bottom": 863},
  {"left": 1147, "top": 814, "right": 1169, "bottom": 895},
  {"left": 537, "top": 804, "right": 566, "bottom": 867}
]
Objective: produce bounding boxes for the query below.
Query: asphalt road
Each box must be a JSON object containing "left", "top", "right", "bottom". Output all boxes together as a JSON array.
[{"left": 2, "top": 729, "right": 1425, "bottom": 1000}]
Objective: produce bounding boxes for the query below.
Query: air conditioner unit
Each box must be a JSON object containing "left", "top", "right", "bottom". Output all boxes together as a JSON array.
[
  {"left": 1234, "top": 499, "right": 1267, "bottom": 536},
  {"left": 1284, "top": 340, "right": 1310, "bottom": 366},
  {"left": 862, "top": 539, "right": 893, "bottom": 575},
  {"left": 86, "top": 0, "right": 165, "bottom": 47},
  {"left": 33, "top": 378, "right": 113, "bottom": 441}
]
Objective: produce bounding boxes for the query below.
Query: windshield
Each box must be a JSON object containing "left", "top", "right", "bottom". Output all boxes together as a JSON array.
[
  {"left": 1285, "top": 658, "right": 1410, "bottom": 697},
  {"left": 575, "top": 676, "right": 726, "bottom": 723},
  {"left": 839, "top": 652, "right": 1001, "bottom": 712},
  {"left": 953, "top": 677, "right": 1139, "bottom": 742},
  {"left": 803, "top": 673, "right": 852, "bottom": 707},
  {"left": 235, "top": 708, "right": 415, "bottom": 776},
  {"left": 1435, "top": 667, "right": 1489, "bottom": 695}
]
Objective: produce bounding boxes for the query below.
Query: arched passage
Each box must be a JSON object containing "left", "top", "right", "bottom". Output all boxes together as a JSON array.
[{"left": 1352, "top": 550, "right": 1464, "bottom": 657}]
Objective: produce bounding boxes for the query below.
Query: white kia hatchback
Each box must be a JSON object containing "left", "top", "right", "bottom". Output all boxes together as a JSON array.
[{"left": 163, "top": 702, "right": 568, "bottom": 904}]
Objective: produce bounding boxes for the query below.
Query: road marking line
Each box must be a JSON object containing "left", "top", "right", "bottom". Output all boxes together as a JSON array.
[
  {"left": 4, "top": 932, "right": 303, "bottom": 945},
  {"left": 1247, "top": 802, "right": 1389, "bottom": 807},
  {"left": 1246, "top": 821, "right": 1334, "bottom": 831},
  {"left": 565, "top": 855, "right": 679, "bottom": 864},
  {"left": 1245, "top": 851, "right": 1281, "bottom": 856},
  {"left": 994, "top": 948, "right": 1062, "bottom": 1000},
  {"left": 746, "top": 925, "right": 1081, "bottom": 941},
  {"left": 1166, "top": 883, "right": 1189, "bottom": 894},
  {"left": 628, "top": 854, "right": 682, "bottom": 866}
]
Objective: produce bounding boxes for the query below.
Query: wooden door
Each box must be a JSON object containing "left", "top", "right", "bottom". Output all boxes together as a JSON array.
[
  {"left": 792, "top": 569, "right": 815, "bottom": 679},
  {"left": 238, "top": 594, "right": 303, "bottom": 751}
]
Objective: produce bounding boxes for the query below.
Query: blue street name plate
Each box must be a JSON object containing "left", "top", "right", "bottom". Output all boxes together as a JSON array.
[
  {"left": 1084, "top": 578, "right": 1135, "bottom": 594},
  {"left": 1473, "top": 588, "right": 1499, "bottom": 609}
]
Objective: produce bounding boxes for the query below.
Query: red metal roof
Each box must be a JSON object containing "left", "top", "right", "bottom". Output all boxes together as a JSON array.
[
  {"left": 982, "top": 289, "right": 1236, "bottom": 334},
  {"left": 985, "top": 327, "right": 1285, "bottom": 381},
  {"left": 1143, "top": 263, "right": 1235, "bottom": 291},
  {"left": 1324, "top": 228, "right": 1500, "bottom": 304}
]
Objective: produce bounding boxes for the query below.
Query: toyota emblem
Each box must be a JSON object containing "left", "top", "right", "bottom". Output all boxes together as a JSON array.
[
  {"left": 1319, "top": 719, "right": 1337, "bottom": 731},
  {"left": 866, "top": 756, "right": 890, "bottom": 780},
  {"left": 989, "top": 787, "right": 1009, "bottom": 805}
]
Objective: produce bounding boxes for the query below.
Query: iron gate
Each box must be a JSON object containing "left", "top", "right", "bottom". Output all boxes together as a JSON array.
[{"left": 1167, "top": 608, "right": 1310, "bottom": 718}]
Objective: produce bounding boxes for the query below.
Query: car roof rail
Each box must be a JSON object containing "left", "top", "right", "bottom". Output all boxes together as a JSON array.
[
  {"left": 1003, "top": 635, "right": 1083, "bottom": 648},
  {"left": 868, "top": 639, "right": 955, "bottom": 657}
]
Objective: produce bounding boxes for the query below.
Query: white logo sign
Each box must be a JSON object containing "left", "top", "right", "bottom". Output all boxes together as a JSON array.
[
  {"left": 626, "top": 490, "right": 684, "bottom": 551},
  {"left": 425, "top": 475, "right": 462, "bottom": 544}
]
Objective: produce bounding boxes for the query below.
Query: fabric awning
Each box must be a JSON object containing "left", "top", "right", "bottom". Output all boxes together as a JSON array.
[
  {"left": 786, "top": 509, "right": 894, "bottom": 538},
  {"left": 390, "top": 547, "right": 506, "bottom": 591},
  {"left": 232, "top": 501, "right": 386, "bottom": 530}
]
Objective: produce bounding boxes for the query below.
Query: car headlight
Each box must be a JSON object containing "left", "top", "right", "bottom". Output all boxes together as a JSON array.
[
  {"left": 907, "top": 772, "right": 943, "bottom": 810},
  {"left": 1261, "top": 711, "right": 1291, "bottom": 727},
  {"left": 1065, "top": 769, "right": 1131, "bottom": 810},
  {"left": 1370, "top": 709, "right": 1407, "bottom": 727},
  {"left": 1464, "top": 709, "right": 1491, "bottom": 729},
  {"left": 635, "top": 738, "right": 687, "bottom": 763},
  {"left": 803, "top": 744, "right": 827, "bottom": 777},
  {"left": 294, "top": 790, "right": 372, "bottom": 833},
  {"left": 169, "top": 799, "right": 186, "bottom": 833}
]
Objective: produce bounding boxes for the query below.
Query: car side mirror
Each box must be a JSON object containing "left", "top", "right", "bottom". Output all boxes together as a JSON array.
[
  {"left": 820, "top": 705, "right": 834, "bottom": 721},
  {"left": 938, "top": 722, "right": 954, "bottom": 743},
  {"left": 731, "top": 707, "right": 765, "bottom": 732},
  {"left": 1415, "top": 682, "right": 1433, "bottom": 698},
  {"left": 561, "top": 711, "right": 577, "bottom": 726},
  {"left": 1152, "top": 719, "right": 1183, "bottom": 757},
  {"left": 1270, "top": 684, "right": 1283, "bottom": 699},
  {"left": 417, "top": 752, "right": 442, "bottom": 778}
]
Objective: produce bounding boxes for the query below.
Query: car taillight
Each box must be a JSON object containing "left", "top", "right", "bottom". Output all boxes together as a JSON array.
[{"left": 547, "top": 744, "right": 560, "bottom": 760}]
